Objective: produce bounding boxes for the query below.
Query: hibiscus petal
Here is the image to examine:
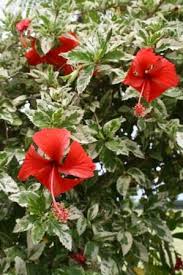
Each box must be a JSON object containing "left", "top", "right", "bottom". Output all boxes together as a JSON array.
[
  {"left": 25, "top": 39, "right": 44, "bottom": 66},
  {"left": 33, "top": 128, "right": 71, "bottom": 164},
  {"left": 59, "top": 141, "right": 95, "bottom": 178},
  {"left": 25, "top": 48, "right": 43, "bottom": 66},
  {"left": 123, "top": 65, "right": 144, "bottom": 90},
  {"left": 143, "top": 58, "right": 179, "bottom": 102},
  {"left": 58, "top": 32, "right": 79, "bottom": 52},
  {"left": 45, "top": 48, "right": 67, "bottom": 67},
  {"left": 134, "top": 48, "right": 159, "bottom": 74},
  {"left": 18, "top": 145, "right": 51, "bottom": 181},
  {"left": 62, "top": 63, "right": 74, "bottom": 75},
  {"left": 38, "top": 166, "right": 65, "bottom": 196},
  {"left": 58, "top": 178, "right": 83, "bottom": 193}
]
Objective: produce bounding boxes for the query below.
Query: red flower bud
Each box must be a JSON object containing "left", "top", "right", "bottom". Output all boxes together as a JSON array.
[
  {"left": 175, "top": 257, "right": 183, "bottom": 271},
  {"left": 70, "top": 250, "right": 86, "bottom": 265},
  {"left": 16, "top": 19, "right": 31, "bottom": 33}
]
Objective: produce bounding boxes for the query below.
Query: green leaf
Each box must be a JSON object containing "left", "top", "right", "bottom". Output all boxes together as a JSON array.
[
  {"left": 103, "top": 49, "right": 124, "bottom": 62},
  {"left": 68, "top": 206, "right": 82, "bottom": 220},
  {"left": 93, "top": 230, "right": 116, "bottom": 241},
  {"left": 53, "top": 266, "right": 85, "bottom": 275},
  {"left": 100, "top": 258, "right": 118, "bottom": 275},
  {"left": 134, "top": 241, "right": 148, "bottom": 262},
  {"left": 152, "top": 98, "right": 168, "bottom": 119},
  {"left": 14, "top": 216, "right": 33, "bottom": 233},
  {"left": 103, "top": 117, "right": 124, "bottom": 138},
  {"left": 52, "top": 223, "right": 72, "bottom": 250},
  {"left": 40, "top": 37, "right": 54, "bottom": 54},
  {"left": 21, "top": 104, "right": 51, "bottom": 128},
  {"left": 57, "top": 230, "right": 72, "bottom": 251},
  {"left": 52, "top": 106, "right": 84, "bottom": 129},
  {"left": 98, "top": 29, "right": 112, "bottom": 59},
  {"left": 150, "top": 218, "right": 173, "bottom": 243},
  {"left": 27, "top": 230, "right": 46, "bottom": 261},
  {"left": 87, "top": 203, "right": 99, "bottom": 221},
  {"left": 116, "top": 175, "right": 131, "bottom": 198},
  {"left": 164, "top": 88, "right": 183, "bottom": 100},
  {"left": 67, "top": 50, "right": 93, "bottom": 64},
  {"left": 127, "top": 168, "right": 146, "bottom": 186},
  {"left": 77, "top": 65, "right": 95, "bottom": 94},
  {"left": 0, "top": 151, "right": 8, "bottom": 166},
  {"left": 15, "top": 256, "right": 27, "bottom": 275},
  {"left": 105, "top": 139, "right": 129, "bottom": 156},
  {"left": 72, "top": 125, "right": 97, "bottom": 144},
  {"left": 28, "top": 242, "right": 46, "bottom": 261},
  {"left": 0, "top": 172, "right": 19, "bottom": 194},
  {"left": 117, "top": 231, "right": 133, "bottom": 256},
  {"left": 84, "top": 241, "right": 99, "bottom": 260},
  {"left": 173, "top": 232, "right": 183, "bottom": 240},
  {"left": 31, "top": 220, "right": 47, "bottom": 244},
  {"left": 33, "top": 111, "right": 51, "bottom": 128},
  {"left": 124, "top": 140, "right": 144, "bottom": 159},
  {"left": 9, "top": 191, "right": 39, "bottom": 207},
  {"left": 122, "top": 87, "right": 138, "bottom": 101},
  {"left": 100, "top": 147, "right": 118, "bottom": 172},
  {"left": 0, "top": 109, "right": 22, "bottom": 126},
  {"left": 176, "top": 132, "right": 183, "bottom": 149},
  {"left": 77, "top": 216, "right": 87, "bottom": 236}
]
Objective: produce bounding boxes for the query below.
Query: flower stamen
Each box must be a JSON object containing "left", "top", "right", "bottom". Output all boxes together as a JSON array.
[{"left": 50, "top": 168, "right": 69, "bottom": 223}]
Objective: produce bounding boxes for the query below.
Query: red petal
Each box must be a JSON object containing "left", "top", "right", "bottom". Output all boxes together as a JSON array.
[
  {"left": 123, "top": 65, "right": 144, "bottom": 90},
  {"left": 59, "top": 178, "right": 83, "bottom": 193},
  {"left": 18, "top": 145, "right": 51, "bottom": 181},
  {"left": 45, "top": 33, "right": 79, "bottom": 68},
  {"left": 45, "top": 47, "right": 67, "bottom": 67},
  {"left": 62, "top": 63, "right": 74, "bottom": 75},
  {"left": 59, "top": 141, "right": 95, "bottom": 178},
  {"left": 133, "top": 48, "right": 159, "bottom": 74},
  {"left": 33, "top": 128, "right": 70, "bottom": 164},
  {"left": 58, "top": 33, "right": 79, "bottom": 52},
  {"left": 25, "top": 39, "right": 44, "bottom": 66},
  {"left": 43, "top": 167, "right": 67, "bottom": 196},
  {"left": 25, "top": 48, "right": 43, "bottom": 65}
]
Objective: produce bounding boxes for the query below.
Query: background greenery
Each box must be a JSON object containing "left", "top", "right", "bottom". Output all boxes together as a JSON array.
[{"left": 0, "top": 0, "right": 183, "bottom": 274}]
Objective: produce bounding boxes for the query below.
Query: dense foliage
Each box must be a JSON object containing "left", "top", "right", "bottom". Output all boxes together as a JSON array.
[{"left": 0, "top": 0, "right": 183, "bottom": 274}]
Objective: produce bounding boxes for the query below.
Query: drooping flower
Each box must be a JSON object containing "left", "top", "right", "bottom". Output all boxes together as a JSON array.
[
  {"left": 174, "top": 256, "right": 183, "bottom": 271},
  {"left": 18, "top": 128, "right": 95, "bottom": 221},
  {"left": 70, "top": 250, "right": 86, "bottom": 265},
  {"left": 123, "top": 48, "right": 179, "bottom": 117},
  {"left": 16, "top": 19, "right": 31, "bottom": 33},
  {"left": 16, "top": 19, "right": 31, "bottom": 48},
  {"left": 25, "top": 33, "right": 79, "bottom": 75},
  {"left": 25, "top": 39, "right": 44, "bottom": 65}
]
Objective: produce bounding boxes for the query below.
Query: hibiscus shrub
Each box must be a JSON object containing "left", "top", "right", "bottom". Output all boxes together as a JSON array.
[{"left": 0, "top": 0, "right": 183, "bottom": 274}]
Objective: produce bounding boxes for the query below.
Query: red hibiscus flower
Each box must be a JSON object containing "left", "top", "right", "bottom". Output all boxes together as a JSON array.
[
  {"left": 70, "top": 250, "right": 86, "bottom": 265},
  {"left": 18, "top": 128, "right": 95, "bottom": 195},
  {"left": 123, "top": 48, "right": 179, "bottom": 116},
  {"left": 16, "top": 19, "right": 31, "bottom": 33},
  {"left": 18, "top": 128, "right": 95, "bottom": 221},
  {"left": 25, "top": 33, "right": 79, "bottom": 75}
]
